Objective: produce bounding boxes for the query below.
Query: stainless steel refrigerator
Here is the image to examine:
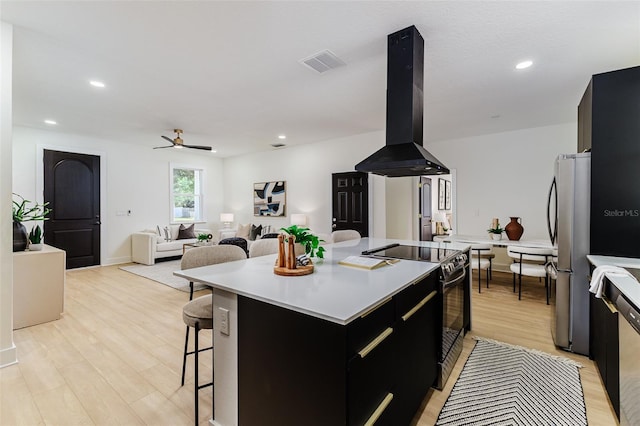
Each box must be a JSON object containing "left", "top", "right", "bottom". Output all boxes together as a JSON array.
[{"left": 547, "top": 152, "right": 591, "bottom": 355}]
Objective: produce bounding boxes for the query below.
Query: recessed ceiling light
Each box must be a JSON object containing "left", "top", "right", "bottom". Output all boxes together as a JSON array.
[
  {"left": 44, "top": 119, "right": 57, "bottom": 125},
  {"left": 515, "top": 60, "right": 533, "bottom": 70},
  {"left": 89, "top": 80, "right": 106, "bottom": 88},
  {"left": 210, "top": 150, "right": 217, "bottom": 153},
  {"left": 278, "top": 135, "right": 286, "bottom": 140}
]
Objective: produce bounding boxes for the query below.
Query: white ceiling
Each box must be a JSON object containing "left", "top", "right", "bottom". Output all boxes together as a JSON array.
[{"left": 2, "top": 1, "right": 639, "bottom": 158}]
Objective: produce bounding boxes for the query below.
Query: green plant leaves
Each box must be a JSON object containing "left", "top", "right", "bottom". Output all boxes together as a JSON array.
[
  {"left": 280, "top": 225, "right": 325, "bottom": 258},
  {"left": 12, "top": 193, "right": 51, "bottom": 223}
]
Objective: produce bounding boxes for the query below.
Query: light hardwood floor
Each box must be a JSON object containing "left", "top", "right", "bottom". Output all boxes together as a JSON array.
[{"left": 1, "top": 265, "right": 618, "bottom": 426}]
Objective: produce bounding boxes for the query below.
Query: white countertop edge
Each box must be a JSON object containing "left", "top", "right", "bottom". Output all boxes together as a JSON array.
[
  {"left": 175, "top": 264, "right": 440, "bottom": 325},
  {"left": 587, "top": 255, "right": 640, "bottom": 310}
]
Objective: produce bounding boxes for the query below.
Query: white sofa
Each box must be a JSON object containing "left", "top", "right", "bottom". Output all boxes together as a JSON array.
[{"left": 131, "top": 225, "right": 212, "bottom": 265}]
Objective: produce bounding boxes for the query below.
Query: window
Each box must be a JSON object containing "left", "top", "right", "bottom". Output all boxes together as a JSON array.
[{"left": 170, "top": 164, "right": 204, "bottom": 223}]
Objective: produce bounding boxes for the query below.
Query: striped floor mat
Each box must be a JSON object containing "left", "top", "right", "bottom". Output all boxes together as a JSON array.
[{"left": 436, "top": 337, "right": 587, "bottom": 426}]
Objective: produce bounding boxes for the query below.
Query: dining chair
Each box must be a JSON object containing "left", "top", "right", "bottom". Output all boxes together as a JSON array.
[
  {"left": 179, "top": 244, "right": 246, "bottom": 425},
  {"left": 507, "top": 245, "right": 554, "bottom": 304},
  {"left": 470, "top": 243, "right": 493, "bottom": 293},
  {"left": 331, "top": 229, "right": 361, "bottom": 243},
  {"left": 248, "top": 238, "right": 280, "bottom": 258}
]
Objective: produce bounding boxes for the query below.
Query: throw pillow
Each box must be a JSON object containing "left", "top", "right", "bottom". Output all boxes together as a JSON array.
[
  {"left": 155, "top": 225, "right": 165, "bottom": 243},
  {"left": 237, "top": 223, "right": 251, "bottom": 239},
  {"left": 177, "top": 223, "right": 196, "bottom": 240},
  {"left": 249, "top": 224, "right": 263, "bottom": 241},
  {"left": 163, "top": 226, "right": 172, "bottom": 241}
]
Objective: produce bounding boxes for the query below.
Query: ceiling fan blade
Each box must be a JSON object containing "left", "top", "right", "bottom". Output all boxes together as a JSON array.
[
  {"left": 153, "top": 146, "right": 173, "bottom": 149},
  {"left": 183, "top": 144, "right": 213, "bottom": 151},
  {"left": 161, "top": 135, "right": 175, "bottom": 144}
]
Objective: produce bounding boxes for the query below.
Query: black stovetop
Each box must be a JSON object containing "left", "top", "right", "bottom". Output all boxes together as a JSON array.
[{"left": 362, "top": 243, "right": 459, "bottom": 263}]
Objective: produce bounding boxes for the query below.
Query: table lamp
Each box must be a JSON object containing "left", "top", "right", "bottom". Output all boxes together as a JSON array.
[
  {"left": 290, "top": 214, "right": 307, "bottom": 227},
  {"left": 220, "top": 213, "right": 234, "bottom": 229}
]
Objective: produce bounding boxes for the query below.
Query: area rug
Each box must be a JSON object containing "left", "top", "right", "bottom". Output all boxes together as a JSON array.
[
  {"left": 119, "top": 260, "right": 207, "bottom": 293},
  {"left": 436, "top": 337, "right": 587, "bottom": 426}
]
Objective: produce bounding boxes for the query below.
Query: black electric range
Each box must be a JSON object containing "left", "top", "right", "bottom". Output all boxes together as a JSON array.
[{"left": 362, "top": 243, "right": 467, "bottom": 280}]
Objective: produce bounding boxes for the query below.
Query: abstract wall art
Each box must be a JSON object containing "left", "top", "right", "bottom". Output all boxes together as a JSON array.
[{"left": 254, "top": 181, "right": 286, "bottom": 216}]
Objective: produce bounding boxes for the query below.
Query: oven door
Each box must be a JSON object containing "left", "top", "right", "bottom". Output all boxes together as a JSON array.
[{"left": 441, "top": 268, "right": 466, "bottom": 360}]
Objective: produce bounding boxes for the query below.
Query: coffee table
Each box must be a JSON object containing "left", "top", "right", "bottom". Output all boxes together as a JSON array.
[{"left": 182, "top": 241, "right": 214, "bottom": 254}]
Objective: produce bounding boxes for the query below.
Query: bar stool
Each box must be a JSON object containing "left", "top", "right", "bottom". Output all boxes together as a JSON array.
[
  {"left": 182, "top": 295, "right": 213, "bottom": 426},
  {"left": 180, "top": 245, "right": 247, "bottom": 425}
]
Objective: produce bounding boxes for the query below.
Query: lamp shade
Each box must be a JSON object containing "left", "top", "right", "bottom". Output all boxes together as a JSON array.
[
  {"left": 433, "top": 212, "right": 447, "bottom": 223},
  {"left": 290, "top": 214, "right": 307, "bottom": 226},
  {"left": 220, "top": 213, "right": 234, "bottom": 223}
]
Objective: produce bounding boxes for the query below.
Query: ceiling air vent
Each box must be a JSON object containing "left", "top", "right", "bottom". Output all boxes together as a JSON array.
[
  {"left": 271, "top": 143, "right": 286, "bottom": 148},
  {"left": 299, "top": 50, "right": 346, "bottom": 74}
]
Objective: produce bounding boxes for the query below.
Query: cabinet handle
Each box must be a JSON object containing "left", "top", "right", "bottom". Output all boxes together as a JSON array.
[
  {"left": 364, "top": 392, "right": 394, "bottom": 426},
  {"left": 402, "top": 290, "right": 437, "bottom": 322},
  {"left": 360, "top": 297, "right": 391, "bottom": 319},
  {"left": 358, "top": 327, "right": 393, "bottom": 358}
]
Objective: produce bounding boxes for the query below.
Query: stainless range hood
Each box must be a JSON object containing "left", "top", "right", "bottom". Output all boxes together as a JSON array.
[{"left": 355, "top": 26, "right": 449, "bottom": 177}]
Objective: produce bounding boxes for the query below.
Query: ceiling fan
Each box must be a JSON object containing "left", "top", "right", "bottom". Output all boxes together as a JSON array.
[{"left": 154, "top": 129, "right": 212, "bottom": 151}]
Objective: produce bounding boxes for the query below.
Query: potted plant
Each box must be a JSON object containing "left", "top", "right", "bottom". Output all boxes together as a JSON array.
[
  {"left": 280, "top": 225, "right": 325, "bottom": 259},
  {"left": 487, "top": 225, "right": 504, "bottom": 240},
  {"left": 28, "top": 225, "right": 44, "bottom": 251},
  {"left": 197, "top": 232, "right": 213, "bottom": 243},
  {"left": 12, "top": 193, "right": 52, "bottom": 252}
]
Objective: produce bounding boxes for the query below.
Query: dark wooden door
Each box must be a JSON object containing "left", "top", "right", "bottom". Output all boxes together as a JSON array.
[
  {"left": 44, "top": 150, "right": 101, "bottom": 269},
  {"left": 331, "top": 172, "right": 368, "bottom": 237},
  {"left": 419, "top": 177, "right": 432, "bottom": 241}
]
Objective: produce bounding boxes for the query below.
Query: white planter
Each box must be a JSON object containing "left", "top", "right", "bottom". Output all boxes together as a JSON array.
[
  {"left": 489, "top": 233, "right": 502, "bottom": 241},
  {"left": 29, "top": 243, "right": 43, "bottom": 251}
]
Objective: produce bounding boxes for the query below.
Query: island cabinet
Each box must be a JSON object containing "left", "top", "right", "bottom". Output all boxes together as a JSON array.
[{"left": 237, "top": 272, "right": 439, "bottom": 426}]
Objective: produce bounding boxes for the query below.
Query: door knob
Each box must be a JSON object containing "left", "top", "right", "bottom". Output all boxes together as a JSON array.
[{"left": 332, "top": 224, "right": 337, "bottom": 229}]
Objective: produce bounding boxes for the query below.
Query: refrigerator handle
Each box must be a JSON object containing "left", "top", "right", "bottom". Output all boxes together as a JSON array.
[{"left": 547, "top": 177, "right": 557, "bottom": 245}]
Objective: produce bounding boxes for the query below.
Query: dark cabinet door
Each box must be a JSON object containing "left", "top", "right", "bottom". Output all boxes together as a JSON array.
[
  {"left": 589, "top": 290, "right": 620, "bottom": 419},
  {"left": 394, "top": 275, "right": 439, "bottom": 425}
]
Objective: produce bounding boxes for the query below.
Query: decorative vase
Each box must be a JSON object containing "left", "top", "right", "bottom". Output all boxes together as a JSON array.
[
  {"left": 13, "top": 221, "right": 28, "bottom": 252},
  {"left": 505, "top": 217, "right": 524, "bottom": 241}
]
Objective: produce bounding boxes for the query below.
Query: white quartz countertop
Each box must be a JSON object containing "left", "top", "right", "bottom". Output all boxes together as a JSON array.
[
  {"left": 175, "top": 238, "right": 470, "bottom": 325},
  {"left": 587, "top": 255, "right": 640, "bottom": 310}
]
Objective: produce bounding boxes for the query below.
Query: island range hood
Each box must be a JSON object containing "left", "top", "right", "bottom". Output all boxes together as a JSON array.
[{"left": 355, "top": 25, "right": 449, "bottom": 177}]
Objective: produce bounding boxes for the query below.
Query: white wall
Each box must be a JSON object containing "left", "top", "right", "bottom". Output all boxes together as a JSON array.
[
  {"left": 427, "top": 122, "right": 576, "bottom": 239},
  {"left": 12, "top": 126, "right": 225, "bottom": 265},
  {"left": 222, "top": 131, "right": 387, "bottom": 237},
  {"left": 222, "top": 123, "right": 575, "bottom": 242},
  {"left": 1, "top": 22, "right": 17, "bottom": 368}
]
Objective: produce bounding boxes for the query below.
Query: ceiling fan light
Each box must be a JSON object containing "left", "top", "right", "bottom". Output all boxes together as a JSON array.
[{"left": 174, "top": 145, "right": 183, "bottom": 149}]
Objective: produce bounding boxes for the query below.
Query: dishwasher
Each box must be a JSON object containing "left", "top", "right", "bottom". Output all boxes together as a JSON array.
[{"left": 615, "top": 291, "right": 640, "bottom": 426}]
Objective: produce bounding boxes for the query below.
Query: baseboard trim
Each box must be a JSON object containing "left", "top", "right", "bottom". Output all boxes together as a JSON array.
[
  {"left": 0, "top": 343, "right": 18, "bottom": 369},
  {"left": 104, "top": 256, "right": 132, "bottom": 266}
]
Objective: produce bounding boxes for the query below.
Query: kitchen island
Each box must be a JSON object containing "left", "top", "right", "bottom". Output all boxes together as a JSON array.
[{"left": 175, "top": 238, "right": 470, "bottom": 426}]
